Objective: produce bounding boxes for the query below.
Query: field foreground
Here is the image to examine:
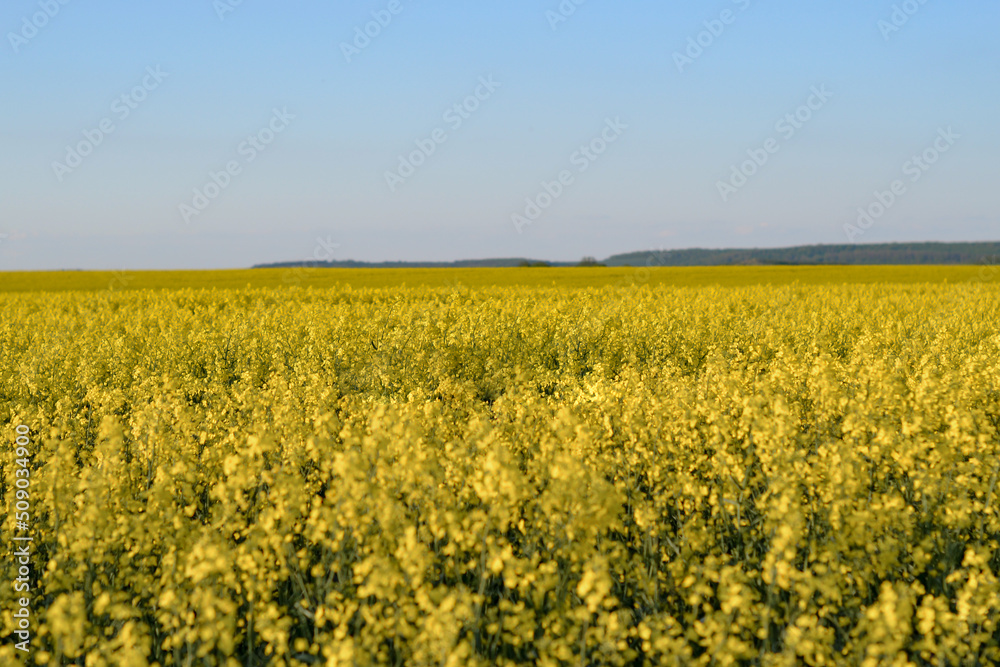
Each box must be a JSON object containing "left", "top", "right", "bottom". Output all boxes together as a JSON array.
[{"left": 2, "top": 278, "right": 1000, "bottom": 665}]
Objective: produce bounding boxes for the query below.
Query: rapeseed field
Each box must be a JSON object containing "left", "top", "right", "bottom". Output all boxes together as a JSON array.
[{"left": 1, "top": 273, "right": 998, "bottom": 665}]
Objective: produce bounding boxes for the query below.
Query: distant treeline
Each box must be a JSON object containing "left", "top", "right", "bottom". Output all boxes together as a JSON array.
[
  {"left": 605, "top": 242, "right": 1000, "bottom": 267},
  {"left": 253, "top": 241, "right": 1000, "bottom": 269},
  {"left": 253, "top": 258, "right": 573, "bottom": 269}
]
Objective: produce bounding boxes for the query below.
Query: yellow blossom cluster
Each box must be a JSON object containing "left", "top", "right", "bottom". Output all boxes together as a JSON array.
[{"left": 0, "top": 280, "right": 998, "bottom": 665}]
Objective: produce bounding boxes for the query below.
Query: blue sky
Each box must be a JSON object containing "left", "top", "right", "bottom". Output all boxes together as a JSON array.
[{"left": 1, "top": 0, "right": 998, "bottom": 269}]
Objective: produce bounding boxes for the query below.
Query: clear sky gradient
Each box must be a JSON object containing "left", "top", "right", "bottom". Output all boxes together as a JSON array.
[{"left": 2, "top": 1, "right": 998, "bottom": 269}]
